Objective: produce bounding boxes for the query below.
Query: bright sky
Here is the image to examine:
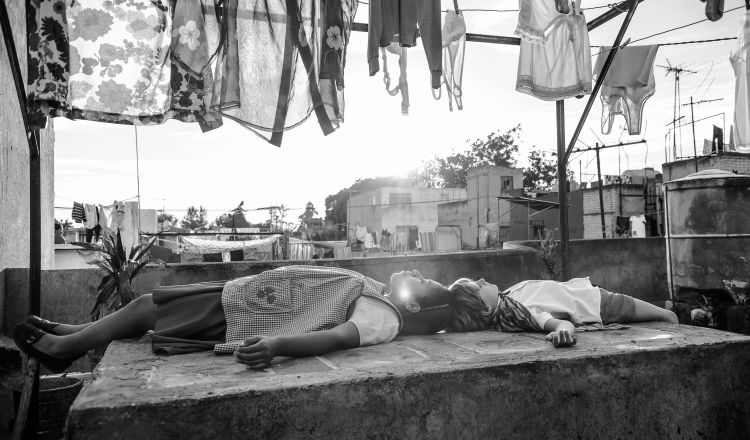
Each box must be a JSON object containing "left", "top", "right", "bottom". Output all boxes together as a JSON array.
[{"left": 54, "top": 0, "right": 747, "bottom": 225}]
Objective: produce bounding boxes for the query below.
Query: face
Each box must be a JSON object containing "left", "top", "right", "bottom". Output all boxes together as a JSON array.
[
  {"left": 387, "top": 269, "right": 453, "bottom": 335},
  {"left": 475, "top": 278, "right": 500, "bottom": 311}
]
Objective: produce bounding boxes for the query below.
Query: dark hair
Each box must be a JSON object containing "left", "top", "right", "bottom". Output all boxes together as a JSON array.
[{"left": 445, "top": 278, "right": 492, "bottom": 332}]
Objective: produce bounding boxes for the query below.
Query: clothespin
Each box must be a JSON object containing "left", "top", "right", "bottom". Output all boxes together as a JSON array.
[{"left": 453, "top": 0, "right": 460, "bottom": 14}]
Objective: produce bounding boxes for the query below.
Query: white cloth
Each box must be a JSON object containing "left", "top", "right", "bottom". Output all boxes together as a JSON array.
[
  {"left": 504, "top": 278, "right": 602, "bottom": 328},
  {"left": 594, "top": 45, "right": 658, "bottom": 136},
  {"left": 182, "top": 235, "right": 281, "bottom": 254},
  {"left": 440, "top": 10, "right": 466, "bottom": 111},
  {"left": 630, "top": 215, "right": 646, "bottom": 237},
  {"left": 731, "top": 11, "right": 750, "bottom": 152},
  {"left": 516, "top": 0, "right": 592, "bottom": 101},
  {"left": 83, "top": 204, "right": 98, "bottom": 229},
  {"left": 99, "top": 202, "right": 125, "bottom": 231},
  {"left": 348, "top": 296, "right": 400, "bottom": 346}
]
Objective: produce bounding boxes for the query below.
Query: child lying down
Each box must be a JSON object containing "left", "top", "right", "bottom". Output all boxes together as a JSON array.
[
  {"left": 451, "top": 277, "right": 679, "bottom": 347},
  {"left": 14, "top": 266, "right": 473, "bottom": 372}
]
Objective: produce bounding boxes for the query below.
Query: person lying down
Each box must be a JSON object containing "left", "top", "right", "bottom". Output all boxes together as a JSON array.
[
  {"left": 452, "top": 277, "right": 679, "bottom": 347},
  {"left": 13, "top": 266, "right": 472, "bottom": 373}
]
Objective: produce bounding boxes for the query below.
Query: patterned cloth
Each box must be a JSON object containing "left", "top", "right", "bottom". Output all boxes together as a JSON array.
[
  {"left": 26, "top": 0, "right": 223, "bottom": 131},
  {"left": 66, "top": 0, "right": 172, "bottom": 121},
  {"left": 491, "top": 294, "right": 544, "bottom": 333},
  {"left": 214, "top": 265, "right": 401, "bottom": 353}
]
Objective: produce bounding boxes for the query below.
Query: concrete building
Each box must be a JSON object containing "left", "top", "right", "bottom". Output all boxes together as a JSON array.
[
  {"left": 582, "top": 168, "right": 662, "bottom": 239},
  {"left": 347, "top": 186, "right": 467, "bottom": 250},
  {"left": 663, "top": 151, "right": 750, "bottom": 182}
]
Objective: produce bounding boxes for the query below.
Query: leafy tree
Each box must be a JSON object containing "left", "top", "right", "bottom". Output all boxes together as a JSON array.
[
  {"left": 213, "top": 212, "right": 251, "bottom": 229},
  {"left": 157, "top": 213, "right": 177, "bottom": 224},
  {"left": 298, "top": 202, "right": 322, "bottom": 229},
  {"left": 181, "top": 205, "right": 208, "bottom": 230},
  {"left": 266, "top": 205, "right": 296, "bottom": 232},
  {"left": 57, "top": 218, "right": 73, "bottom": 231},
  {"left": 324, "top": 176, "right": 412, "bottom": 225},
  {"left": 522, "top": 148, "right": 574, "bottom": 192},
  {"left": 419, "top": 125, "right": 521, "bottom": 187}
]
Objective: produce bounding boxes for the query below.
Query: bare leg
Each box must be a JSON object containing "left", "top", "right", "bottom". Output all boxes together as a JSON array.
[
  {"left": 629, "top": 298, "right": 678, "bottom": 324},
  {"left": 54, "top": 322, "right": 93, "bottom": 335},
  {"left": 35, "top": 294, "right": 157, "bottom": 358}
]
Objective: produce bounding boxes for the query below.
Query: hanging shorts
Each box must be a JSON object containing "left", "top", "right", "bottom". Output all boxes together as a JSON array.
[
  {"left": 151, "top": 281, "right": 228, "bottom": 355},
  {"left": 598, "top": 288, "right": 636, "bottom": 324}
]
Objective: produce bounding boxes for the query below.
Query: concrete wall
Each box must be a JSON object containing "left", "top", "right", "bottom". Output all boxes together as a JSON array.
[
  {"left": 583, "top": 185, "right": 650, "bottom": 238},
  {"left": 466, "top": 165, "right": 523, "bottom": 248},
  {"left": 508, "top": 191, "right": 583, "bottom": 241},
  {"left": 0, "top": 0, "right": 56, "bottom": 332},
  {"left": 662, "top": 152, "right": 750, "bottom": 182},
  {"left": 508, "top": 237, "right": 668, "bottom": 303},
  {"left": 437, "top": 200, "right": 471, "bottom": 249}
]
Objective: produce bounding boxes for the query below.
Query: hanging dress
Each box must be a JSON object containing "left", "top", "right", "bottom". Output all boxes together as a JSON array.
[{"left": 515, "top": 0, "right": 592, "bottom": 101}]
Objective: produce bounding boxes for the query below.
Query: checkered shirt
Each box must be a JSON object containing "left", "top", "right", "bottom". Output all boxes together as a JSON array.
[{"left": 214, "top": 265, "right": 401, "bottom": 353}]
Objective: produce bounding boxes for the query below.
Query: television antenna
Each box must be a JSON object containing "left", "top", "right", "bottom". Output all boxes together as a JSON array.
[{"left": 657, "top": 59, "right": 697, "bottom": 161}]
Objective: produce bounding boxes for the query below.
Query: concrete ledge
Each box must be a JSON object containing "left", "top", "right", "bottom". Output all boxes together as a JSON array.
[{"left": 67, "top": 324, "right": 750, "bottom": 439}]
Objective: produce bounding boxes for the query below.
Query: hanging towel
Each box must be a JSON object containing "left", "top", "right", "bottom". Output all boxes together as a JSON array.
[
  {"left": 99, "top": 202, "right": 126, "bottom": 232},
  {"left": 731, "top": 11, "right": 750, "bottom": 152},
  {"left": 593, "top": 45, "right": 659, "bottom": 136},
  {"left": 71, "top": 202, "right": 86, "bottom": 223}
]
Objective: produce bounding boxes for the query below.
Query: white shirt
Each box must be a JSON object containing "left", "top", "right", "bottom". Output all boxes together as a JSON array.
[
  {"left": 348, "top": 296, "right": 400, "bottom": 346},
  {"left": 504, "top": 278, "right": 602, "bottom": 329}
]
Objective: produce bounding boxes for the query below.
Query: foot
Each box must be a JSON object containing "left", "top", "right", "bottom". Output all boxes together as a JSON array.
[
  {"left": 12, "top": 323, "right": 83, "bottom": 373},
  {"left": 27, "top": 315, "right": 89, "bottom": 335}
]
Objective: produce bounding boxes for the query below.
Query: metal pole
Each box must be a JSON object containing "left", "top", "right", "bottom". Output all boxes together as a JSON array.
[
  {"left": 596, "top": 144, "right": 606, "bottom": 238},
  {"left": 556, "top": 100, "right": 570, "bottom": 280},
  {"left": 689, "top": 96, "right": 699, "bottom": 172}
]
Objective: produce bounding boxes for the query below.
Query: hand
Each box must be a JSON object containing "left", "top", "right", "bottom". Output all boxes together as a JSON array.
[
  {"left": 234, "top": 336, "right": 278, "bottom": 369},
  {"left": 545, "top": 329, "right": 577, "bottom": 348}
]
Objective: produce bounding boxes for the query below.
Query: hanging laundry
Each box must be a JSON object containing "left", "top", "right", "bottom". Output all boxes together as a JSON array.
[
  {"left": 705, "top": 0, "right": 725, "bottom": 22},
  {"left": 593, "top": 45, "right": 658, "bottom": 136},
  {"left": 65, "top": 0, "right": 172, "bottom": 122},
  {"left": 440, "top": 10, "right": 466, "bottom": 111},
  {"left": 71, "top": 202, "right": 86, "bottom": 224},
  {"left": 629, "top": 215, "right": 646, "bottom": 238},
  {"left": 381, "top": 43, "right": 410, "bottom": 114},
  {"left": 26, "top": 0, "right": 223, "bottom": 132},
  {"left": 367, "top": 0, "right": 442, "bottom": 103},
  {"left": 215, "top": 0, "right": 348, "bottom": 146},
  {"left": 516, "top": 0, "right": 592, "bottom": 101},
  {"left": 83, "top": 204, "right": 98, "bottom": 229},
  {"left": 731, "top": 10, "right": 750, "bottom": 152},
  {"left": 318, "top": 0, "right": 358, "bottom": 123},
  {"left": 166, "top": 0, "right": 224, "bottom": 132},
  {"left": 99, "top": 202, "right": 126, "bottom": 232}
]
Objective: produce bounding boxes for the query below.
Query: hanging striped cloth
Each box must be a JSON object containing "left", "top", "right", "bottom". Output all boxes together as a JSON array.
[{"left": 71, "top": 202, "right": 86, "bottom": 223}]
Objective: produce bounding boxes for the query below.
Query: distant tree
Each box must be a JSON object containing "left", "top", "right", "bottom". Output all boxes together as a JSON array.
[
  {"left": 181, "top": 206, "right": 208, "bottom": 230},
  {"left": 522, "top": 148, "right": 574, "bottom": 192},
  {"left": 298, "top": 202, "right": 322, "bottom": 229},
  {"left": 324, "top": 176, "right": 412, "bottom": 225},
  {"left": 57, "top": 218, "right": 73, "bottom": 231},
  {"left": 157, "top": 213, "right": 177, "bottom": 224},
  {"left": 212, "top": 212, "right": 250, "bottom": 229},
  {"left": 419, "top": 125, "right": 521, "bottom": 187}
]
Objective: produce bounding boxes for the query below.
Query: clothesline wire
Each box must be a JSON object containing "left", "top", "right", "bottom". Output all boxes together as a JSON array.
[
  {"left": 357, "top": 1, "right": 616, "bottom": 13},
  {"left": 592, "top": 5, "right": 745, "bottom": 56}
]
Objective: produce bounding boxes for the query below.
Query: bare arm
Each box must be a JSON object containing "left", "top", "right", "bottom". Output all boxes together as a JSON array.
[
  {"left": 234, "top": 322, "right": 360, "bottom": 369},
  {"left": 543, "top": 318, "right": 576, "bottom": 348}
]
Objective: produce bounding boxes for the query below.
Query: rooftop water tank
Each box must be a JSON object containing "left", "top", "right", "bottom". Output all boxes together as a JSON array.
[{"left": 665, "top": 169, "right": 750, "bottom": 300}]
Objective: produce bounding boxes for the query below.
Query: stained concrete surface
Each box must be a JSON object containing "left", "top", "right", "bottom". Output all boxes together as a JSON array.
[{"left": 68, "top": 323, "right": 750, "bottom": 439}]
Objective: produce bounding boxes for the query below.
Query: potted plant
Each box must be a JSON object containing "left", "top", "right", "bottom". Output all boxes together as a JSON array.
[{"left": 72, "top": 230, "right": 161, "bottom": 364}]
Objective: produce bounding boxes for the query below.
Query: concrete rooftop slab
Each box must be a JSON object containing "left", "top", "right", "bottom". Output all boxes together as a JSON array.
[{"left": 67, "top": 323, "right": 750, "bottom": 439}]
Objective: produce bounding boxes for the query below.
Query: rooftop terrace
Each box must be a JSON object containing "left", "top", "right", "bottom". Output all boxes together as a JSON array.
[{"left": 67, "top": 322, "right": 750, "bottom": 440}]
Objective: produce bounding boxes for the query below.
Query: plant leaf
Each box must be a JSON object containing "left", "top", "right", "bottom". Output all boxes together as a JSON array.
[
  {"left": 132, "top": 236, "right": 157, "bottom": 262},
  {"left": 70, "top": 241, "right": 105, "bottom": 253},
  {"left": 116, "top": 229, "right": 126, "bottom": 266}
]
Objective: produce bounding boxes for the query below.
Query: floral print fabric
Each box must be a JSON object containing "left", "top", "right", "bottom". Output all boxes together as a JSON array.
[{"left": 66, "top": 0, "right": 172, "bottom": 119}]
